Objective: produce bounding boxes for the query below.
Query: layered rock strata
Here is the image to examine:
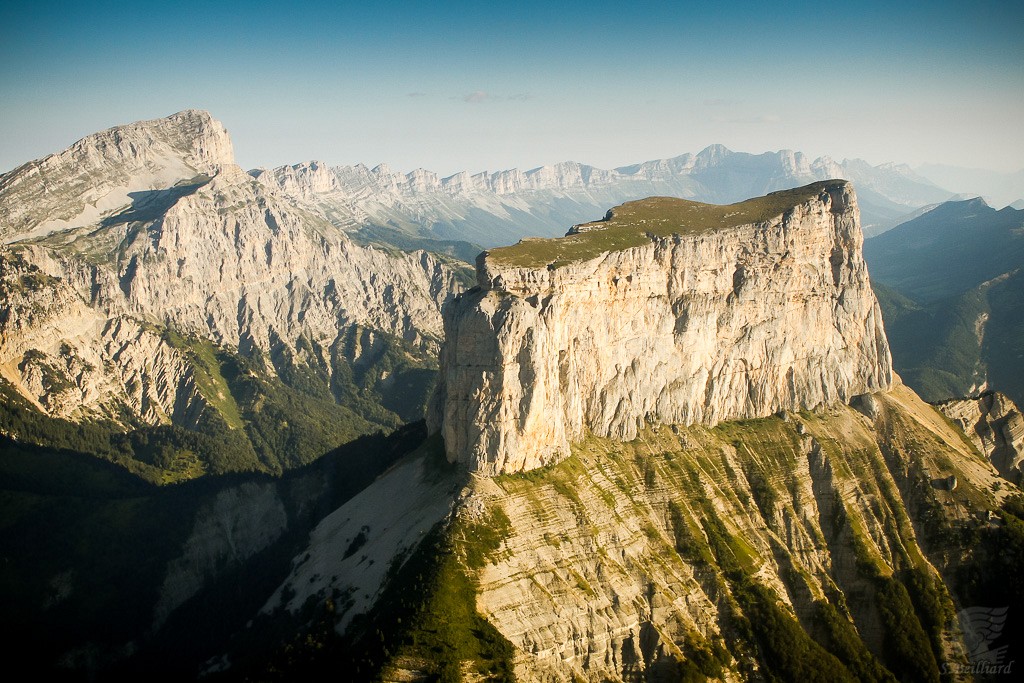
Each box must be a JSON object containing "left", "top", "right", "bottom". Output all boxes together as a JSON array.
[
  {"left": 429, "top": 181, "right": 893, "bottom": 474},
  {"left": 0, "top": 109, "right": 234, "bottom": 243},
  {"left": 0, "top": 111, "right": 466, "bottom": 424},
  {"left": 937, "top": 391, "right": 1024, "bottom": 483}
]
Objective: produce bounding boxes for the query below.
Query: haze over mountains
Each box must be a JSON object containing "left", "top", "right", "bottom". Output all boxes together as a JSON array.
[
  {"left": 915, "top": 164, "right": 1024, "bottom": 209},
  {"left": 865, "top": 197, "right": 1024, "bottom": 406},
  {"left": 1, "top": 110, "right": 1022, "bottom": 681},
  {"left": 251, "top": 142, "right": 955, "bottom": 251},
  {"left": 1, "top": 109, "right": 978, "bottom": 263}
]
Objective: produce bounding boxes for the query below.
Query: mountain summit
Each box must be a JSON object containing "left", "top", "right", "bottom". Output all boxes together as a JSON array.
[
  {"left": 258, "top": 186, "right": 1017, "bottom": 682},
  {"left": 429, "top": 181, "right": 893, "bottom": 474},
  {"left": 0, "top": 110, "right": 467, "bottom": 473},
  {"left": 0, "top": 110, "right": 234, "bottom": 243}
]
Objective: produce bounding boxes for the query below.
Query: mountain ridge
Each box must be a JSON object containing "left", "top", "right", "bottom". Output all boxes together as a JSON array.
[
  {"left": 0, "top": 109, "right": 957, "bottom": 254},
  {"left": 0, "top": 110, "right": 234, "bottom": 244},
  {"left": 865, "top": 197, "right": 1024, "bottom": 406},
  {"left": 254, "top": 141, "right": 955, "bottom": 247},
  {"left": 1, "top": 109, "right": 1022, "bottom": 681},
  {"left": 0, "top": 110, "right": 470, "bottom": 479}
]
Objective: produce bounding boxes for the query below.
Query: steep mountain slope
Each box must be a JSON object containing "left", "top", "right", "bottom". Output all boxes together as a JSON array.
[
  {"left": 244, "top": 371, "right": 1019, "bottom": 683},
  {"left": 0, "top": 421, "right": 428, "bottom": 679},
  {"left": 254, "top": 146, "right": 952, "bottom": 252},
  {"left": 865, "top": 200, "right": 1024, "bottom": 404},
  {"left": 864, "top": 199, "right": 1024, "bottom": 303},
  {"left": 3, "top": 176, "right": 1020, "bottom": 681},
  {"left": 937, "top": 391, "right": 1024, "bottom": 484},
  {"left": 5, "top": 391, "right": 1019, "bottom": 681},
  {"left": 916, "top": 163, "right": 1024, "bottom": 209},
  {"left": 230, "top": 182, "right": 1021, "bottom": 682},
  {"left": 0, "top": 110, "right": 235, "bottom": 244},
  {"left": 0, "top": 111, "right": 469, "bottom": 479}
]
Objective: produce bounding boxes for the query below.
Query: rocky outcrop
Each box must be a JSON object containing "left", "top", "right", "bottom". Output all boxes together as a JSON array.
[
  {"left": 937, "top": 391, "right": 1024, "bottom": 483},
  {"left": 0, "top": 250, "right": 207, "bottom": 423},
  {"left": 467, "top": 387, "right": 990, "bottom": 681},
  {"left": 20, "top": 164, "right": 461, "bottom": 353},
  {"left": 0, "top": 111, "right": 467, "bottom": 427},
  {"left": 250, "top": 161, "right": 346, "bottom": 204},
  {"left": 429, "top": 181, "right": 893, "bottom": 475},
  {"left": 255, "top": 384, "right": 1005, "bottom": 682},
  {"left": 0, "top": 110, "right": 233, "bottom": 243}
]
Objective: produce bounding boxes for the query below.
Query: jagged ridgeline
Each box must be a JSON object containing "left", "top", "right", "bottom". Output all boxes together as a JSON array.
[{"left": 0, "top": 110, "right": 471, "bottom": 481}]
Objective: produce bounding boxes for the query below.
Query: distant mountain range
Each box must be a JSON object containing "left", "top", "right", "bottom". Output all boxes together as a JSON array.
[
  {"left": 865, "top": 198, "right": 1024, "bottom": 404},
  {"left": 916, "top": 163, "right": 1024, "bottom": 209},
  {"left": 251, "top": 144, "right": 955, "bottom": 252},
  {"left": 1, "top": 111, "right": 962, "bottom": 260},
  {"left": 3, "top": 108, "right": 1015, "bottom": 449}
]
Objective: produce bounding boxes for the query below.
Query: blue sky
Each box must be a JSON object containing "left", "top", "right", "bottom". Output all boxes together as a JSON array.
[{"left": 2, "top": 1, "right": 1022, "bottom": 175}]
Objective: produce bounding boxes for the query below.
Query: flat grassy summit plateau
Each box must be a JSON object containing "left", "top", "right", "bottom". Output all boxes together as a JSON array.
[{"left": 487, "top": 180, "right": 840, "bottom": 268}]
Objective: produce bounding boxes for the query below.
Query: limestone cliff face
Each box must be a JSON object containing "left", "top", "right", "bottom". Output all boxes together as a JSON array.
[
  {"left": 0, "top": 111, "right": 466, "bottom": 427},
  {"left": 429, "top": 181, "right": 893, "bottom": 475},
  {"left": 0, "top": 250, "right": 207, "bottom": 423},
  {"left": 937, "top": 391, "right": 1024, "bottom": 483},
  {"left": 0, "top": 110, "right": 233, "bottom": 243},
  {"left": 21, "top": 165, "right": 460, "bottom": 353},
  {"left": 467, "top": 387, "right": 995, "bottom": 682},
  {"left": 257, "top": 385, "right": 1008, "bottom": 682},
  {"left": 250, "top": 161, "right": 346, "bottom": 204}
]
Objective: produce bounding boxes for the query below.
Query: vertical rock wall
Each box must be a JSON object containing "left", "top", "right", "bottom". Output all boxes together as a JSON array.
[{"left": 429, "top": 181, "right": 893, "bottom": 474}]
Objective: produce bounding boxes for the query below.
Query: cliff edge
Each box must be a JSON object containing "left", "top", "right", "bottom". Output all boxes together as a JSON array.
[{"left": 429, "top": 180, "right": 893, "bottom": 474}]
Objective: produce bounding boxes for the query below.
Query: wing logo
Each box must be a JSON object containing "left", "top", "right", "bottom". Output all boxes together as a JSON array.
[{"left": 953, "top": 605, "right": 1016, "bottom": 676}]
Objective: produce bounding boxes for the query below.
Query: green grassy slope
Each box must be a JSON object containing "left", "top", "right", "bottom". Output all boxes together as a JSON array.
[
  {"left": 487, "top": 181, "right": 838, "bottom": 268},
  {"left": 221, "top": 388, "right": 1020, "bottom": 682}
]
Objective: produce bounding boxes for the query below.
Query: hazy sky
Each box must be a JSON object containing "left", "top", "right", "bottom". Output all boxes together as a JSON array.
[{"left": 2, "top": 1, "right": 1022, "bottom": 176}]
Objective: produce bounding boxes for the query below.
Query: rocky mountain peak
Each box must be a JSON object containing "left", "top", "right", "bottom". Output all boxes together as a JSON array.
[
  {"left": 157, "top": 109, "right": 235, "bottom": 168},
  {"left": 966, "top": 195, "right": 990, "bottom": 208},
  {"left": 0, "top": 109, "right": 234, "bottom": 243},
  {"left": 937, "top": 391, "right": 1024, "bottom": 484},
  {"left": 694, "top": 143, "right": 732, "bottom": 166},
  {"left": 250, "top": 159, "right": 341, "bottom": 200},
  {"left": 0, "top": 111, "right": 469, "bottom": 432}
]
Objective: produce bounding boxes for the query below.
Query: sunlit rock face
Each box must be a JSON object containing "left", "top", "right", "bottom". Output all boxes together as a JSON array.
[
  {"left": 0, "top": 110, "right": 466, "bottom": 424},
  {"left": 0, "top": 109, "right": 235, "bottom": 243},
  {"left": 937, "top": 391, "right": 1024, "bottom": 483},
  {"left": 430, "top": 181, "right": 893, "bottom": 475}
]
